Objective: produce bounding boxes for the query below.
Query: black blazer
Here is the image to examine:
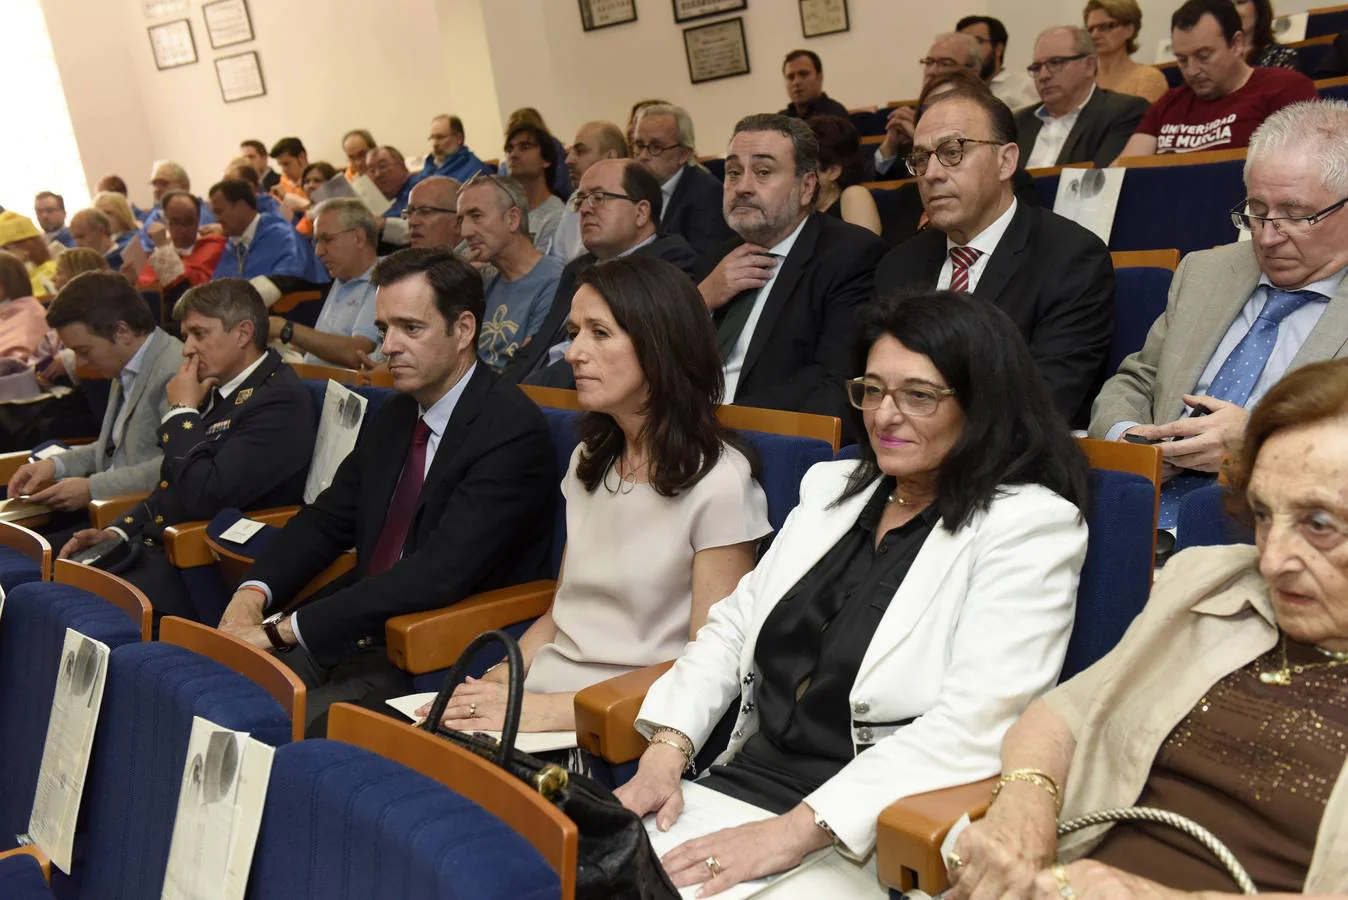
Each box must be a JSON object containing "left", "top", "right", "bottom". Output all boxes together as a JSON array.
[
  {"left": 505, "top": 233, "right": 701, "bottom": 387},
  {"left": 1014, "top": 88, "right": 1148, "bottom": 168},
  {"left": 126, "top": 348, "right": 316, "bottom": 540},
  {"left": 663, "top": 164, "right": 735, "bottom": 260},
  {"left": 875, "top": 203, "right": 1114, "bottom": 427},
  {"left": 701, "top": 213, "right": 886, "bottom": 426},
  {"left": 246, "top": 364, "right": 555, "bottom": 663}
]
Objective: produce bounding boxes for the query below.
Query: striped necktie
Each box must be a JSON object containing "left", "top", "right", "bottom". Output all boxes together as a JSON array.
[{"left": 949, "top": 246, "right": 982, "bottom": 293}]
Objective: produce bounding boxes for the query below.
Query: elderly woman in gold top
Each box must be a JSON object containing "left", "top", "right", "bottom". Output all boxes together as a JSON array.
[{"left": 948, "top": 358, "right": 1348, "bottom": 900}]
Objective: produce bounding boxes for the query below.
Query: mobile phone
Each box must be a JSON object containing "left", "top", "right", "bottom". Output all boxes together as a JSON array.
[
  {"left": 1123, "top": 433, "right": 1162, "bottom": 445},
  {"left": 1188, "top": 402, "right": 1213, "bottom": 417}
]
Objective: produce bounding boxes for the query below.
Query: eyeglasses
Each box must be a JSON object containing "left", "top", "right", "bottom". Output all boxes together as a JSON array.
[
  {"left": 1027, "top": 53, "right": 1091, "bottom": 76},
  {"left": 463, "top": 172, "right": 523, "bottom": 212},
  {"left": 1085, "top": 21, "right": 1122, "bottom": 34},
  {"left": 1230, "top": 197, "right": 1348, "bottom": 235},
  {"left": 919, "top": 57, "right": 975, "bottom": 69},
  {"left": 568, "top": 190, "right": 634, "bottom": 212},
  {"left": 846, "top": 377, "right": 956, "bottom": 415},
  {"left": 904, "top": 137, "right": 1004, "bottom": 176},
  {"left": 631, "top": 140, "right": 686, "bottom": 157},
  {"left": 400, "top": 205, "right": 457, "bottom": 219}
]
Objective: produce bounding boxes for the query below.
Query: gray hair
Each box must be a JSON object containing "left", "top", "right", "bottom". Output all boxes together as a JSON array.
[
  {"left": 71, "top": 208, "right": 112, "bottom": 237},
  {"left": 637, "top": 103, "right": 696, "bottom": 152},
  {"left": 1246, "top": 99, "right": 1348, "bottom": 196},
  {"left": 933, "top": 32, "right": 984, "bottom": 69},
  {"left": 174, "top": 278, "right": 268, "bottom": 351},
  {"left": 462, "top": 172, "right": 531, "bottom": 238},
  {"left": 592, "top": 121, "right": 630, "bottom": 158},
  {"left": 151, "top": 159, "right": 190, "bottom": 189},
  {"left": 731, "top": 114, "right": 819, "bottom": 178},
  {"left": 311, "top": 197, "right": 377, "bottom": 246},
  {"left": 1037, "top": 25, "right": 1097, "bottom": 57}
]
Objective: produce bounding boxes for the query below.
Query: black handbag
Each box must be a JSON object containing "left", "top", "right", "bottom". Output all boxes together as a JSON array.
[{"left": 421, "top": 629, "right": 680, "bottom": 900}]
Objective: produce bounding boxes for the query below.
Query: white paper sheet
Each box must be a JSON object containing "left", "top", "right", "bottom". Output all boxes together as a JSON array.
[
  {"left": 350, "top": 174, "right": 393, "bottom": 218},
  {"left": 219, "top": 517, "right": 267, "bottom": 544},
  {"left": 385, "top": 691, "right": 577, "bottom": 753},
  {"left": 0, "top": 498, "right": 52, "bottom": 523},
  {"left": 32, "top": 444, "right": 66, "bottom": 461},
  {"left": 1053, "top": 168, "right": 1126, "bottom": 245},
  {"left": 304, "top": 380, "right": 367, "bottom": 504},
  {"left": 644, "top": 781, "right": 829, "bottom": 900},
  {"left": 1273, "top": 12, "right": 1308, "bottom": 43},
  {"left": 161, "top": 716, "right": 275, "bottom": 900},
  {"left": 26, "top": 630, "right": 111, "bottom": 873}
]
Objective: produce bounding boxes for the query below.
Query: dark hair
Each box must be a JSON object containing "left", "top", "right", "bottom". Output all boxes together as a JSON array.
[
  {"left": 836, "top": 292, "right": 1089, "bottom": 530},
  {"left": 302, "top": 161, "right": 339, "bottom": 184},
  {"left": 342, "top": 128, "right": 377, "bottom": 149},
  {"left": 783, "top": 49, "right": 823, "bottom": 73},
  {"left": 620, "top": 160, "right": 664, "bottom": 223},
  {"left": 732, "top": 113, "right": 820, "bottom": 178},
  {"left": 269, "top": 137, "right": 306, "bottom": 159},
  {"left": 98, "top": 175, "right": 129, "bottom": 195},
  {"left": 175, "top": 279, "right": 269, "bottom": 351},
  {"left": 572, "top": 256, "right": 757, "bottom": 498},
  {"left": 240, "top": 139, "right": 267, "bottom": 157},
  {"left": 1226, "top": 358, "right": 1348, "bottom": 524},
  {"left": 35, "top": 191, "right": 64, "bottom": 210},
  {"left": 0, "top": 251, "right": 32, "bottom": 300},
  {"left": 957, "top": 15, "right": 1009, "bottom": 48},
  {"left": 161, "top": 190, "right": 201, "bottom": 216},
  {"left": 1244, "top": 0, "right": 1276, "bottom": 53},
  {"left": 46, "top": 271, "right": 155, "bottom": 338},
  {"left": 505, "top": 122, "right": 559, "bottom": 175},
  {"left": 917, "top": 67, "right": 991, "bottom": 116},
  {"left": 371, "top": 247, "right": 485, "bottom": 342},
  {"left": 1172, "top": 0, "right": 1242, "bottom": 44},
  {"left": 230, "top": 163, "right": 260, "bottom": 189},
  {"left": 449, "top": 115, "right": 466, "bottom": 139},
  {"left": 923, "top": 83, "right": 1018, "bottom": 144},
  {"left": 208, "top": 178, "right": 258, "bottom": 211},
  {"left": 807, "top": 115, "right": 864, "bottom": 187}
]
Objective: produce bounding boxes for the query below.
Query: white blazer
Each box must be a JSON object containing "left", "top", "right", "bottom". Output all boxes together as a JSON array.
[{"left": 636, "top": 460, "right": 1088, "bottom": 858}]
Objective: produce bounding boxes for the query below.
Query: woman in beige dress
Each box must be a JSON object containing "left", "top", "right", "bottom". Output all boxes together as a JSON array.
[
  {"left": 1085, "top": 0, "right": 1169, "bottom": 103},
  {"left": 429, "top": 255, "right": 771, "bottom": 735}
]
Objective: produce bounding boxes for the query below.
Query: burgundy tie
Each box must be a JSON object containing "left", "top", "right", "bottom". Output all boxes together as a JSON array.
[
  {"left": 368, "top": 418, "right": 432, "bottom": 575},
  {"left": 948, "top": 246, "right": 983, "bottom": 293}
]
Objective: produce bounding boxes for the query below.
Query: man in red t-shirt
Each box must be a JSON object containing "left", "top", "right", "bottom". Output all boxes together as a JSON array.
[{"left": 1116, "top": 0, "right": 1316, "bottom": 159}]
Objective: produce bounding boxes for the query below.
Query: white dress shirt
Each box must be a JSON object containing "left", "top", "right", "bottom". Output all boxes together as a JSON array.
[
  {"left": 723, "top": 217, "right": 808, "bottom": 402},
  {"left": 990, "top": 67, "right": 1040, "bottom": 110},
  {"left": 936, "top": 199, "right": 1019, "bottom": 292},
  {"left": 660, "top": 166, "right": 687, "bottom": 213},
  {"left": 1025, "top": 86, "right": 1095, "bottom": 170}
]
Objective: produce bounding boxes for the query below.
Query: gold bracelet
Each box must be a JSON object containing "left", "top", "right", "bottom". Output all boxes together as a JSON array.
[
  {"left": 648, "top": 727, "right": 695, "bottom": 772},
  {"left": 991, "top": 768, "right": 1062, "bottom": 812}
]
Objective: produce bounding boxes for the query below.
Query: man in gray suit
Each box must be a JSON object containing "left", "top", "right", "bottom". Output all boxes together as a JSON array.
[
  {"left": 7, "top": 272, "right": 181, "bottom": 520},
  {"left": 1090, "top": 99, "right": 1348, "bottom": 527}
]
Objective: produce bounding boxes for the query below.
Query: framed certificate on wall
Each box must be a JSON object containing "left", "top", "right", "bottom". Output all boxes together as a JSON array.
[
  {"left": 579, "top": 0, "right": 638, "bottom": 31},
  {"left": 202, "top": 0, "right": 255, "bottom": 49},
  {"left": 799, "top": 0, "right": 849, "bottom": 38},
  {"left": 214, "top": 50, "right": 266, "bottom": 103},
  {"left": 672, "top": 0, "right": 746, "bottom": 25},
  {"left": 148, "top": 19, "right": 197, "bottom": 70},
  {"left": 683, "top": 17, "right": 750, "bottom": 84}
]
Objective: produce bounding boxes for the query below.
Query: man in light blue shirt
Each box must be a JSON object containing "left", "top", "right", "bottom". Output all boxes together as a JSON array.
[{"left": 269, "top": 198, "right": 380, "bottom": 369}]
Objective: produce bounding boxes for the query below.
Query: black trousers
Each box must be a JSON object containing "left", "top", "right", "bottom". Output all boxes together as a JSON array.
[{"left": 275, "top": 644, "right": 412, "bottom": 738}]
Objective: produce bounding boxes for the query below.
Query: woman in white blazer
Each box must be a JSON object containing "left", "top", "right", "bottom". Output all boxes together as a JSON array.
[{"left": 615, "top": 291, "right": 1092, "bottom": 896}]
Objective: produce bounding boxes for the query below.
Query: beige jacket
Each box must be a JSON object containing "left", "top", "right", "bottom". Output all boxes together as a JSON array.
[{"left": 1045, "top": 544, "right": 1348, "bottom": 892}]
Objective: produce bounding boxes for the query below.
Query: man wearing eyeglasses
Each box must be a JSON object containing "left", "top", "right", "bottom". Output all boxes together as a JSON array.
[
  {"left": 549, "top": 120, "right": 629, "bottom": 265},
  {"left": 875, "top": 85, "right": 1114, "bottom": 428},
  {"left": 1093, "top": 100, "right": 1348, "bottom": 527},
  {"left": 1016, "top": 26, "right": 1148, "bottom": 169},
  {"left": 366, "top": 146, "right": 417, "bottom": 248},
  {"left": 404, "top": 176, "right": 462, "bottom": 251},
  {"left": 419, "top": 114, "right": 487, "bottom": 184},
  {"left": 1115, "top": 0, "right": 1316, "bottom": 158},
  {"left": 267, "top": 198, "right": 379, "bottom": 369},
  {"left": 957, "top": 16, "right": 1039, "bottom": 110},
  {"left": 871, "top": 33, "right": 982, "bottom": 179},
  {"left": 633, "top": 103, "right": 733, "bottom": 258}
]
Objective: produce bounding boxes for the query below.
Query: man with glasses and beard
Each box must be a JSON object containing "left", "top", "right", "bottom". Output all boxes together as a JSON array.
[
  {"left": 875, "top": 84, "right": 1114, "bottom": 429},
  {"left": 697, "top": 114, "right": 885, "bottom": 430}
]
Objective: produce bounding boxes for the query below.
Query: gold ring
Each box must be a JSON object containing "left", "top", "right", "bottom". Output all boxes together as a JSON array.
[
  {"left": 946, "top": 850, "right": 965, "bottom": 871},
  {"left": 704, "top": 855, "right": 722, "bottom": 877},
  {"left": 468, "top": 702, "right": 478, "bottom": 718},
  {"left": 1051, "top": 864, "right": 1076, "bottom": 900}
]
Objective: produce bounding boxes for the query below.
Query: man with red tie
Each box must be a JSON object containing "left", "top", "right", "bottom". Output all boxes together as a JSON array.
[
  {"left": 874, "top": 83, "right": 1115, "bottom": 428},
  {"left": 218, "top": 248, "right": 555, "bottom": 731}
]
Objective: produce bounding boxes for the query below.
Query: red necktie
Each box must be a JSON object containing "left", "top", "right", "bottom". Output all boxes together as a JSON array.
[
  {"left": 368, "top": 418, "right": 431, "bottom": 574},
  {"left": 948, "top": 246, "right": 983, "bottom": 293}
]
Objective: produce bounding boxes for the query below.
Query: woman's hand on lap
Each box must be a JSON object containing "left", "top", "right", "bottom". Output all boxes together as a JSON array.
[{"left": 659, "top": 803, "right": 831, "bottom": 897}]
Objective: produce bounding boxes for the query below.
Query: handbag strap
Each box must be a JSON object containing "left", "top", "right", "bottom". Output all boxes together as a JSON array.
[
  {"left": 420, "top": 629, "right": 525, "bottom": 770},
  {"left": 1057, "top": 807, "right": 1257, "bottom": 895}
]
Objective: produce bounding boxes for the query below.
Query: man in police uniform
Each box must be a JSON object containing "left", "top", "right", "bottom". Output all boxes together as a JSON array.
[{"left": 59, "top": 278, "right": 317, "bottom": 623}]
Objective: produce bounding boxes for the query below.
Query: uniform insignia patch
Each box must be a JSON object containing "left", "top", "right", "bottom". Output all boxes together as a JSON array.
[
  {"left": 206, "top": 420, "right": 232, "bottom": 436},
  {"left": 235, "top": 388, "right": 254, "bottom": 405}
]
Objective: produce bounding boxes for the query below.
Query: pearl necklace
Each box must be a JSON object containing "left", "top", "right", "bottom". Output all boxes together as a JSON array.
[{"left": 1258, "top": 633, "right": 1348, "bottom": 685}]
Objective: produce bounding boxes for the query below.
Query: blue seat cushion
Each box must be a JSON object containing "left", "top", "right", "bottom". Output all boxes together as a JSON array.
[
  {"left": 1175, "top": 483, "right": 1254, "bottom": 552},
  {"left": 0, "top": 546, "right": 41, "bottom": 593},
  {"left": 1110, "top": 267, "right": 1172, "bottom": 374},
  {"left": 735, "top": 431, "right": 833, "bottom": 533},
  {"left": 248, "top": 740, "right": 559, "bottom": 900},
  {"left": 0, "top": 582, "right": 141, "bottom": 853},
  {"left": 0, "top": 854, "right": 52, "bottom": 899}
]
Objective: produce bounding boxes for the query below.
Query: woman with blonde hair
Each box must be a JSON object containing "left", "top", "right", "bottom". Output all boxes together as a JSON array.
[
  {"left": 1084, "top": 0, "right": 1168, "bottom": 103},
  {"left": 92, "top": 191, "right": 141, "bottom": 251},
  {"left": 52, "top": 247, "right": 111, "bottom": 292}
]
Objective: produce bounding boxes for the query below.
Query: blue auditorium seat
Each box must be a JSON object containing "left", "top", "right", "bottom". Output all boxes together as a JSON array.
[
  {"left": 248, "top": 740, "right": 558, "bottom": 900},
  {"left": 1032, "top": 171, "right": 1061, "bottom": 209},
  {"left": 1160, "top": 63, "right": 1182, "bottom": 88},
  {"left": 850, "top": 108, "right": 889, "bottom": 138},
  {"left": 0, "top": 852, "right": 50, "bottom": 899},
  {"left": 0, "top": 581, "right": 142, "bottom": 854},
  {"left": 701, "top": 157, "right": 725, "bottom": 181},
  {"left": 1110, "top": 264, "right": 1174, "bottom": 374},
  {"left": 51, "top": 641, "right": 293, "bottom": 900},
  {"left": 1307, "top": 8, "right": 1348, "bottom": 38},
  {"left": 1321, "top": 80, "right": 1348, "bottom": 102},
  {"left": 1111, "top": 157, "right": 1244, "bottom": 255},
  {"left": 1175, "top": 483, "right": 1254, "bottom": 552},
  {"left": 0, "top": 547, "right": 43, "bottom": 594}
]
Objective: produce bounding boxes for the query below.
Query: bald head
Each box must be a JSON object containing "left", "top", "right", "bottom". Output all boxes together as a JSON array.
[
  {"left": 70, "top": 208, "right": 113, "bottom": 253},
  {"left": 566, "top": 120, "right": 629, "bottom": 185},
  {"left": 923, "top": 32, "right": 983, "bottom": 87},
  {"left": 406, "top": 176, "right": 462, "bottom": 249}
]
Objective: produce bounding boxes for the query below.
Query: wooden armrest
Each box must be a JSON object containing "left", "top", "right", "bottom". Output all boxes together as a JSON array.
[
  {"left": 163, "top": 506, "right": 302, "bottom": 569},
  {"left": 875, "top": 777, "right": 997, "bottom": 893},
  {"left": 0, "top": 844, "right": 52, "bottom": 882},
  {"left": 385, "top": 580, "right": 556, "bottom": 675},
  {"left": 89, "top": 492, "right": 150, "bottom": 529},
  {"left": 574, "top": 661, "right": 675, "bottom": 763},
  {"left": 0, "top": 450, "right": 28, "bottom": 486}
]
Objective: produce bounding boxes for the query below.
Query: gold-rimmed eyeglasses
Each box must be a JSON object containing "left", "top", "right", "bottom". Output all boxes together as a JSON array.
[{"left": 846, "top": 377, "right": 956, "bottom": 415}]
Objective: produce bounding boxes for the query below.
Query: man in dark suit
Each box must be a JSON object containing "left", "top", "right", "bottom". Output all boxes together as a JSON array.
[
  {"left": 699, "top": 114, "right": 886, "bottom": 426},
  {"left": 876, "top": 85, "right": 1113, "bottom": 426},
  {"left": 1016, "top": 26, "right": 1148, "bottom": 168},
  {"left": 218, "top": 248, "right": 555, "bottom": 728},
  {"left": 58, "top": 279, "right": 317, "bottom": 621},
  {"left": 633, "top": 103, "right": 734, "bottom": 260},
  {"left": 506, "top": 158, "right": 699, "bottom": 387},
  {"left": 781, "top": 49, "right": 851, "bottom": 120}
]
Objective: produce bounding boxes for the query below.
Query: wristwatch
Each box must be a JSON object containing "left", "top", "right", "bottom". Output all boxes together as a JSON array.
[
  {"left": 279, "top": 321, "right": 295, "bottom": 345},
  {"left": 261, "top": 613, "right": 294, "bottom": 653}
]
